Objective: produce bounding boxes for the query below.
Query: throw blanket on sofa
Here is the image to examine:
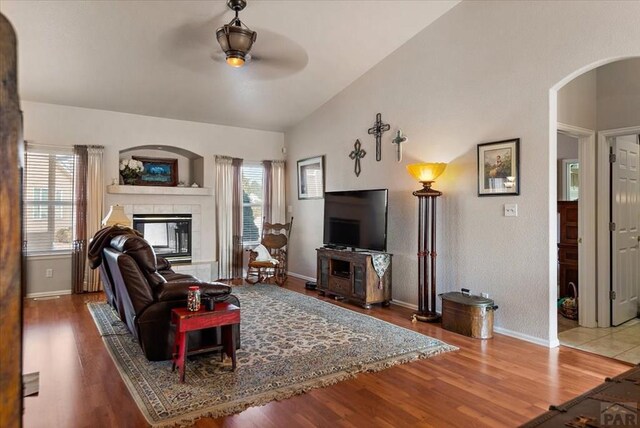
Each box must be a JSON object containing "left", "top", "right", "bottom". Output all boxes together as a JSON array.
[{"left": 88, "top": 225, "right": 141, "bottom": 269}]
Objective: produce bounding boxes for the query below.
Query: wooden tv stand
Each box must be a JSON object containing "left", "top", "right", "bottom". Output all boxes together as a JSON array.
[{"left": 316, "top": 247, "right": 392, "bottom": 309}]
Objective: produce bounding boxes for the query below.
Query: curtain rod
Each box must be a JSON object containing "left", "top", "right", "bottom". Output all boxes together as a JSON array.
[
  {"left": 25, "top": 142, "right": 104, "bottom": 150},
  {"left": 25, "top": 141, "right": 73, "bottom": 150}
]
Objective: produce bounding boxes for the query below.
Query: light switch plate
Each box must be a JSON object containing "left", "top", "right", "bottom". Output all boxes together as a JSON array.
[{"left": 504, "top": 203, "right": 518, "bottom": 217}]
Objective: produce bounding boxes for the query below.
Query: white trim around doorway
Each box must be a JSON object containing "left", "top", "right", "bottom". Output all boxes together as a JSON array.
[
  {"left": 557, "top": 123, "right": 597, "bottom": 328},
  {"left": 597, "top": 125, "right": 640, "bottom": 328}
]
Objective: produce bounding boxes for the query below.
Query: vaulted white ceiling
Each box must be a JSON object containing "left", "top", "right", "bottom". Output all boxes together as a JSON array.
[{"left": 1, "top": 0, "right": 459, "bottom": 132}]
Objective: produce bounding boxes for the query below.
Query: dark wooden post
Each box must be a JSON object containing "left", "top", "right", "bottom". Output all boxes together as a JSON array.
[
  {"left": 412, "top": 185, "right": 442, "bottom": 322},
  {"left": 0, "top": 12, "right": 24, "bottom": 427}
]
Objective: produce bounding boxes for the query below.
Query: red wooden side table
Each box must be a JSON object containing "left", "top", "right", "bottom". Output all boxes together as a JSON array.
[{"left": 171, "top": 302, "right": 240, "bottom": 383}]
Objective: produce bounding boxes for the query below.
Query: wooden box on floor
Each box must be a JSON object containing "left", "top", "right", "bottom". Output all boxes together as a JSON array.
[{"left": 440, "top": 290, "right": 498, "bottom": 339}]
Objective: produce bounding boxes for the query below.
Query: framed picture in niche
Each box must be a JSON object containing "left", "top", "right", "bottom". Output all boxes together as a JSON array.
[
  {"left": 297, "top": 155, "right": 324, "bottom": 199},
  {"left": 133, "top": 156, "right": 178, "bottom": 187},
  {"left": 477, "top": 138, "right": 520, "bottom": 196}
]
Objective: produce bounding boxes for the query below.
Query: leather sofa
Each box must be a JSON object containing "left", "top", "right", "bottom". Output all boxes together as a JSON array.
[{"left": 95, "top": 232, "right": 240, "bottom": 361}]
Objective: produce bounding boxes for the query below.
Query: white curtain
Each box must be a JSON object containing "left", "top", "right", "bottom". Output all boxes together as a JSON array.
[
  {"left": 216, "top": 156, "right": 244, "bottom": 279},
  {"left": 83, "top": 146, "right": 104, "bottom": 292},
  {"left": 216, "top": 156, "right": 233, "bottom": 279},
  {"left": 271, "top": 160, "right": 286, "bottom": 224}
]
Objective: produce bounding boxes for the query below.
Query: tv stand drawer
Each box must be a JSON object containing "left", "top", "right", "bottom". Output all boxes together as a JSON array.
[{"left": 329, "top": 277, "right": 351, "bottom": 296}]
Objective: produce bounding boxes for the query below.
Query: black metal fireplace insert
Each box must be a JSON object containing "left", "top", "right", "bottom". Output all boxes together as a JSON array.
[{"left": 132, "top": 214, "right": 192, "bottom": 263}]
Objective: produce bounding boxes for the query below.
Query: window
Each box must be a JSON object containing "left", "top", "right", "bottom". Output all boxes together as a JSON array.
[
  {"left": 561, "top": 159, "right": 579, "bottom": 201},
  {"left": 23, "top": 146, "right": 75, "bottom": 254},
  {"left": 32, "top": 188, "right": 49, "bottom": 219},
  {"left": 242, "top": 163, "right": 263, "bottom": 244}
]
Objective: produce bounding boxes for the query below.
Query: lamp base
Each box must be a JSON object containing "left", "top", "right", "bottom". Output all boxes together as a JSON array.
[{"left": 412, "top": 311, "right": 441, "bottom": 323}]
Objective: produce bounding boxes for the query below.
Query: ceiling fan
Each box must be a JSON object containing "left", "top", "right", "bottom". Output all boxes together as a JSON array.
[
  {"left": 161, "top": 0, "right": 308, "bottom": 80},
  {"left": 211, "top": 0, "right": 308, "bottom": 79}
]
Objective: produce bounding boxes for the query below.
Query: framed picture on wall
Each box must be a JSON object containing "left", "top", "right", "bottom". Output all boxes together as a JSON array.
[
  {"left": 297, "top": 155, "right": 324, "bottom": 199},
  {"left": 477, "top": 138, "right": 520, "bottom": 196},
  {"left": 133, "top": 156, "right": 179, "bottom": 187}
]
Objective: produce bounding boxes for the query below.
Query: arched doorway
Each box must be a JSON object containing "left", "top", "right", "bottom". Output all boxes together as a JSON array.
[{"left": 549, "top": 57, "right": 640, "bottom": 362}]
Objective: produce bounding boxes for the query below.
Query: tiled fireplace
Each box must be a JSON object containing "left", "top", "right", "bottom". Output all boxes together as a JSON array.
[{"left": 123, "top": 203, "right": 216, "bottom": 282}]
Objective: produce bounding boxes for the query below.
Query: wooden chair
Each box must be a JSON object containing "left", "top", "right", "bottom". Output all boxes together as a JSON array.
[{"left": 246, "top": 217, "right": 293, "bottom": 286}]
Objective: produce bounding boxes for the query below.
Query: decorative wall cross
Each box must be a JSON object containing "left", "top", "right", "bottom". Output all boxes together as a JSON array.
[
  {"left": 349, "top": 139, "right": 366, "bottom": 177},
  {"left": 367, "top": 113, "right": 390, "bottom": 162},
  {"left": 391, "top": 129, "right": 408, "bottom": 162}
]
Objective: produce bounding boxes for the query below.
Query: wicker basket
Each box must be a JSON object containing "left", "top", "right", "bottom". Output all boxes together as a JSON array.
[{"left": 559, "top": 282, "right": 578, "bottom": 320}]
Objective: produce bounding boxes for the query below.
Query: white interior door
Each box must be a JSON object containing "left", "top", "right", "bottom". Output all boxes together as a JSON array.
[{"left": 611, "top": 134, "right": 640, "bottom": 326}]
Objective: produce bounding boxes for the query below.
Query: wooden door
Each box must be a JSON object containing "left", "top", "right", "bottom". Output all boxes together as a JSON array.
[
  {"left": 0, "top": 12, "right": 24, "bottom": 427},
  {"left": 558, "top": 201, "right": 579, "bottom": 299},
  {"left": 611, "top": 134, "right": 640, "bottom": 326}
]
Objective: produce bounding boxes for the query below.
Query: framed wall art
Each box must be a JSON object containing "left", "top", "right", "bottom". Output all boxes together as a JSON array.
[
  {"left": 477, "top": 138, "right": 520, "bottom": 196},
  {"left": 297, "top": 155, "right": 324, "bottom": 199},
  {"left": 133, "top": 156, "right": 179, "bottom": 187}
]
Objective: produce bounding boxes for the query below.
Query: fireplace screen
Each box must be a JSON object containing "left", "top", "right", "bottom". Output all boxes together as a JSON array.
[{"left": 133, "top": 214, "right": 192, "bottom": 263}]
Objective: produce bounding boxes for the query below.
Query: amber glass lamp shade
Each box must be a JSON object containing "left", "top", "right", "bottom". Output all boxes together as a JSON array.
[{"left": 406, "top": 163, "right": 447, "bottom": 189}]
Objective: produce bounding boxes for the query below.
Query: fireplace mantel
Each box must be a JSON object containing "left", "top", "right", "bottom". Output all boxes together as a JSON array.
[{"left": 107, "top": 185, "right": 212, "bottom": 196}]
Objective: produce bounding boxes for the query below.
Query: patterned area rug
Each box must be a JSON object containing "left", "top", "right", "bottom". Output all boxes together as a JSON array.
[{"left": 88, "top": 284, "right": 457, "bottom": 427}]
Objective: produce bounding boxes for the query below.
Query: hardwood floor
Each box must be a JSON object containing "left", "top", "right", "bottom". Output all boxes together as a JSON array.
[{"left": 23, "top": 278, "right": 632, "bottom": 428}]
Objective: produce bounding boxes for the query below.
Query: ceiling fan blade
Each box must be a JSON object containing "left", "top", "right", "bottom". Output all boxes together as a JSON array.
[
  {"left": 231, "top": 28, "right": 309, "bottom": 80},
  {"left": 158, "top": 4, "right": 232, "bottom": 73}
]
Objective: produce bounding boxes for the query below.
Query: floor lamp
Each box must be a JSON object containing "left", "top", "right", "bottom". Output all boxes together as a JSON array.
[{"left": 407, "top": 163, "right": 447, "bottom": 323}]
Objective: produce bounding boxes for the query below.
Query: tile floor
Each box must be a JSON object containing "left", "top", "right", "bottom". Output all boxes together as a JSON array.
[
  {"left": 558, "top": 314, "right": 578, "bottom": 333},
  {"left": 558, "top": 318, "right": 640, "bottom": 364}
]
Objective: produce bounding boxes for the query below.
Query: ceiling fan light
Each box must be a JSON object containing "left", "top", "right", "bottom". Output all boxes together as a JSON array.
[{"left": 226, "top": 55, "right": 245, "bottom": 67}]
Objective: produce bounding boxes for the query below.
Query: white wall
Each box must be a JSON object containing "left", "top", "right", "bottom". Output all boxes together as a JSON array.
[
  {"left": 285, "top": 0, "right": 640, "bottom": 345},
  {"left": 26, "top": 255, "right": 72, "bottom": 297},
  {"left": 557, "top": 58, "right": 640, "bottom": 132},
  {"left": 22, "top": 101, "right": 284, "bottom": 294},
  {"left": 597, "top": 58, "right": 640, "bottom": 130},
  {"left": 557, "top": 133, "right": 579, "bottom": 160},
  {"left": 557, "top": 69, "right": 597, "bottom": 130}
]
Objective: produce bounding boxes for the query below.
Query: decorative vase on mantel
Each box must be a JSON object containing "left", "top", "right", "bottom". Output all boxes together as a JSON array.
[
  {"left": 122, "top": 176, "right": 138, "bottom": 185},
  {"left": 119, "top": 159, "right": 144, "bottom": 185}
]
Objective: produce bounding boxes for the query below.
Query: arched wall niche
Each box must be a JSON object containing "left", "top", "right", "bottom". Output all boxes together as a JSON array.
[{"left": 119, "top": 145, "right": 205, "bottom": 186}]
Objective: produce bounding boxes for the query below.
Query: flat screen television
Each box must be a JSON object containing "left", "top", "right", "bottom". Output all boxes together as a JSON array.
[{"left": 323, "top": 189, "right": 388, "bottom": 252}]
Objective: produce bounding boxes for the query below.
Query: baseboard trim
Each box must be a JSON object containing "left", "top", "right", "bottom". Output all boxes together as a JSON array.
[
  {"left": 286, "top": 275, "right": 558, "bottom": 347},
  {"left": 287, "top": 272, "right": 316, "bottom": 282},
  {"left": 26, "top": 290, "right": 72, "bottom": 299},
  {"left": 493, "top": 327, "right": 559, "bottom": 348},
  {"left": 390, "top": 299, "right": 418, "bottom": 310}
]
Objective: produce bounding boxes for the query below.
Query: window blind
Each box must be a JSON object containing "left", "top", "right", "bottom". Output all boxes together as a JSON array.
[
  {"left": 23, "top": 145, "right": 75, "bottom": 254},
  {"left": 241, "top": 163, "right": 263, "bottom": 244}
]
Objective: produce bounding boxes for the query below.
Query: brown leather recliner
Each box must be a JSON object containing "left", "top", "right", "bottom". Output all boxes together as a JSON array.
[{"left": 97, "top": 233, "right": 240, "bottom": 361}]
